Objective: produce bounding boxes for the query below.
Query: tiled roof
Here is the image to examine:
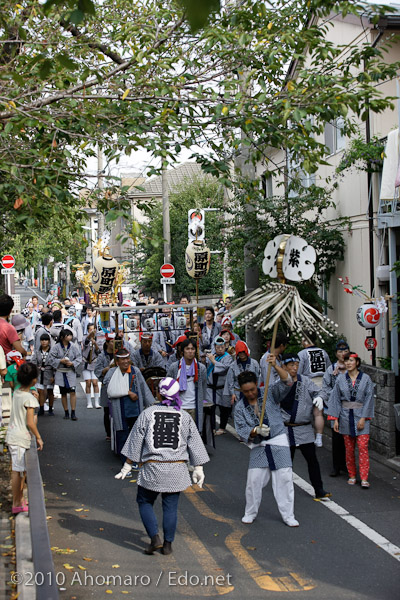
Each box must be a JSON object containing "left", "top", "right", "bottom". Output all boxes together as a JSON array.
[{"left": 129, "top": 162, "right": 210, "bottom": 196}]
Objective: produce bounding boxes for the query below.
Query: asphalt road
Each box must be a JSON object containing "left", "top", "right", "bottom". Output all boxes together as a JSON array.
[{"left": 16, "top": 286, "right": 400, "bottom": 599}]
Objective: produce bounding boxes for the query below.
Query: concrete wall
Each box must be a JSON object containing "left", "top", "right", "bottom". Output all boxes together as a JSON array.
[{"left": 361, "top": 364, "right": 397, "bottom": 458}]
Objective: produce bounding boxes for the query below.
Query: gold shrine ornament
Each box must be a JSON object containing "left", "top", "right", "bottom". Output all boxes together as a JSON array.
[
  {"left": 92, "top": 253, "right": 118, "bottom": 294},
  {"left": 185, "top": 240, "right": 211, "bottom": 279}
]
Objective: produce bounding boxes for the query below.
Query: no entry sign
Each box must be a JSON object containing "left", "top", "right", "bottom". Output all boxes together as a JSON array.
[
  {"left": 1, "top": 255, "right": 15, "bottom": 269},
  {"left": 160, "top": 263, "right": 175, "bottom": 278}
]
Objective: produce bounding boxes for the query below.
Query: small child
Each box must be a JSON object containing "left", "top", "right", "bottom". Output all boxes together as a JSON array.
[
  {"left": 5, "top": 362, "right": 43, "bottom": 514},
  {"left": 32, "top": 333, "right": 55, "bottom": 416},
  {"left": 5, "top": 351, "right": 25, "bottom": 391},
  {"left": 82, "top": 324, "right": 101, "bottom": 409}
]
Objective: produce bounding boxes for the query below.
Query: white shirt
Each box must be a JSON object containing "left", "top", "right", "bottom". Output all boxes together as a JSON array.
[{"left": 180, "top": 377, "right": 196, "bottom": 410}]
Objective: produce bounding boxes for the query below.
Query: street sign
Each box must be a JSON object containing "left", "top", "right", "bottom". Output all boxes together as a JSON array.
[
  {"left": 364, "top": 337, "right": 377, "bottom": 351},
  {"left": 160, "top": 277, "right": 176, "bottom": 284},
  {"left": 1, "top": 255, "right": 15, "bottom": 269},
  {"left": 1, "top": 268, "right": 15, "bottom": 274},
  {"left": 160, "top": 263, "right": 175, "bottom": 278}
]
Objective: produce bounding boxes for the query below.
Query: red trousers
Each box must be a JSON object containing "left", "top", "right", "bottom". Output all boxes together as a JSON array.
[{"left": 343, "top": 434, "right": 370, "bottom": 481}]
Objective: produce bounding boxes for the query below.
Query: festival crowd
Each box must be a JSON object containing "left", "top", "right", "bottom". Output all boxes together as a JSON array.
[{"left": 0, "top": 288, "right": 374, "bottom": 554}]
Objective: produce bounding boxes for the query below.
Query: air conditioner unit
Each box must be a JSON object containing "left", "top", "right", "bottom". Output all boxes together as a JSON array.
[{"left": 376, "top": 265, "right": 390, "bottom": 283}]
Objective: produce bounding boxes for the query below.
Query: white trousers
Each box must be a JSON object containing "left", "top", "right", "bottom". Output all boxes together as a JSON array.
[{"left": 244, "top": 467, "right": 295, "bottom": 522}]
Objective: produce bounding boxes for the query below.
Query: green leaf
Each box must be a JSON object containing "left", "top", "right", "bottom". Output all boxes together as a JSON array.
[
  {"left": 68, "top": 9, "right": 85, "bottom": 24},
  {"left": 56, "top": 54, "right": 78, "bottom": 71},
  {"left": 177, "top": 0, "right": 220, "bottom": 32},
  {"left": 79, "top": 0, "right": 96, "bottom": 16},
  {"left": 39, "top": 59, "right": 53, "bottom": 80},
  {"left": 4, "top": 122, "right": 13, "bottom": 134}
]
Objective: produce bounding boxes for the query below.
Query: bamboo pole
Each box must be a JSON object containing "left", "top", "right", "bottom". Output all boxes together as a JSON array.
[{"left": 259, "top": 318, "right": 279, "bottom": 426}]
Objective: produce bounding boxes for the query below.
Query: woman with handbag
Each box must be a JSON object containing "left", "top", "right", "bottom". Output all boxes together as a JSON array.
[{"left": 48, "top": 329, "right": 82, "bottom": 421}]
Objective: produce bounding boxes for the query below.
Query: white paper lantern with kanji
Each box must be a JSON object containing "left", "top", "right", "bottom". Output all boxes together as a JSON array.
[
  {"left": 185, "top": 240, "right": 211, "bottom": 279},
  {"left": 92, "top": 254, "right": 118, "bottom": 294}
]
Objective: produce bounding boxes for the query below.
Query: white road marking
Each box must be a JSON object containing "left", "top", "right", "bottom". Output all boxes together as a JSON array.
[{"left": 219, "top": 419, "right": 400, "bottom": 563}]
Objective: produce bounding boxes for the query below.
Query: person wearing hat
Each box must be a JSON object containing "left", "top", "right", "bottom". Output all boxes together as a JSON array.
[
  {"left": 95, "top": 332, "right": 118, "bottom": 439},
  {"left": 11, "top": 314, "right": 34, "bottom": 358},
  {"left": 220, "top": 329, "right": 236, "bottom": 357},
  {"left": 103, "top": 347, "right": 154, "bottom": 456},
  {"left": 320, "top": 340, "right": 349, "bottom": 477},
  {"left": 167, "top": 338, "right": 207, "bottom": 432},
  {"left": 5, "top": 350, "right": 26, "bottom": 391},
  {"left": 234, "top": 370, "right": 299, "bottom": 527},
  {"left": 267, "top": 353, "right": 331, "bottom": 500},
  {"left": 223, "top": 341, "right": 260, "bottom": 406},
  {"left": 206, "top": 335, "right": 234, "bottom": 437},
  {"left": 115, "top": 377, "right": 209, "bottom": 555},
  {"left": 131, "top": 332, "right": 165, "bottom": 372},
  {"left": 219, "top": 315, "right": 240, "bottom": 347},
  {"left": 0, "top": 295, "right": 27, "bottom": 358},
  {"left": 297, "top": 331, "right": 332, "bottom": 448},
  {"left": 327, "top": 351, "right": 374, "bottom": 488}
]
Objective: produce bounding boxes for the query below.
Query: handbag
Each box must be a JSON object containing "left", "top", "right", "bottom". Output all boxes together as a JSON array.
[{"left": 107, "top": 368, "right": 130, "bottom": 398}]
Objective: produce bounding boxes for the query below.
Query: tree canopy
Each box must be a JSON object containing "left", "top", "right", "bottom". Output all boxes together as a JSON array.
[{"left": 0, "top": 0, "right": 398, "bottom": 266}]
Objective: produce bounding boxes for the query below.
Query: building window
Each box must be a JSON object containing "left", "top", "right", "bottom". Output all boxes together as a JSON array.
[
  {"left": 261, "top": 174, "right": 273, "bottom": 198},
  {"left": 325, "top": 117, "right": 346, "bottom": 155}
]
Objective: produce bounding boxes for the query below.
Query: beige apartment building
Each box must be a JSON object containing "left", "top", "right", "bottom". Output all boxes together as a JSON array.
[{"left": 257, "top": 11, "right": 400, "bottom": 373}]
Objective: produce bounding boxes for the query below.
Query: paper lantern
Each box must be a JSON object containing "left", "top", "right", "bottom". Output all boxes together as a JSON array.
[
  {"left": 92, "top": 254, "right": 118, "bottom": 294},
  {"left": 356, "top": 303, "right": 383, "bottom": 328},
  {"left": 185, "top": 241, "right": 211, "bottom": 279}
]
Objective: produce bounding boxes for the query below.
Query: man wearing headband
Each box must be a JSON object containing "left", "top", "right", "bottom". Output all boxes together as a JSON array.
[
  {"left": 103, "top": 347, "right": 154, "bottom": 456},
  {"left": 115, "top": 377, "right": 209, "bottom": 556},
  {"left": 259, "top": 332, "right": 288, "bottom": 389},
  {"left": 321, "top": 340, "right": 349, "bottom": 477},
  {"left": 267, "top": 353, "right": 331, "bottom": 500},
  {"left": 131, "top": 332, "right": 165, "bottom": 372},
  {"left": 234, "top": 371, "right": 299, "bottom": 527},
  {"left": 206, "top": 335, "right": 234, "bottom": 436},
  {"left": 223, "top": 341, "right": 260, "bottom": 406},
  {"left": 297, "top": 331, "right": 331, "bottom": 448}
]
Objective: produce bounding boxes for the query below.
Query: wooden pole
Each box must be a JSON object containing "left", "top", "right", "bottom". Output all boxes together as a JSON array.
[
  {"left": 196, "top": 279, "right": 200, "bottom": 360},
  {"left": 259, "top": 317, "right": 279, "bottom": 427}
]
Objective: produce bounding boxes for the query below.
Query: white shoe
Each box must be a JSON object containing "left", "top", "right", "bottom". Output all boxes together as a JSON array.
[
  {"left": 241, "top": 515, "right": 255, "bottom": 524},
  {"left": 284, "top": 518, "right": 299, "bottom": 527},
  {"left": 94, "top": 401, "right": 101, "bottom": 409},
  {"left": 87, "top": 402, "right": 93, "bottom": 409},
  {"left": 315, "top": 434, "right": 323, "bottom": 448}
]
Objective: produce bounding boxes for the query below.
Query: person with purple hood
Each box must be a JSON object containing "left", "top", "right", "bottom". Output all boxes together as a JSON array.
[{"left": 115, "top": 377, "right": 209, "bottom": 555}]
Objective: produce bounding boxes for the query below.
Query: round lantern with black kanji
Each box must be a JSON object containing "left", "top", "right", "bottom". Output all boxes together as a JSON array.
[
  {"left": 92, "top": 253, "right": 118, "bottom": 294},
  {"left": 185, "top": 240, "right": 211, "bottom": 279}
]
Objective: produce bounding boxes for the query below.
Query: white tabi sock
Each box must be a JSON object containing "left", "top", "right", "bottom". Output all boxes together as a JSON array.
[
  {"left": 94, "top": 393, "right": 101, "bottom": 408},
  {"left": 86, "top": 393, "right": 93, "bottom": 408}
]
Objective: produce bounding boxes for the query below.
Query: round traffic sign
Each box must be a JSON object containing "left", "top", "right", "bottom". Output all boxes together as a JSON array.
[
  {"left": 1, "top": 255, "right": 15, "bottom": 269},
  {"left": 160, "top": 263, "right": 175, "bottom": 278}
]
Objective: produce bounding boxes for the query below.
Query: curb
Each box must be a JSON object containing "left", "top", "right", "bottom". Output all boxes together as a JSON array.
[
  {"left": 0, "top": 514, "right": 12, "bottom": 600},
  {"left": 15, "top": 513, "right": 36, "bottom": 600}
]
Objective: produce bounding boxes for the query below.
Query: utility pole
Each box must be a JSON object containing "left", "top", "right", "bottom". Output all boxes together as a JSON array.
[
  {"left": 66, "top": 255, "right": 71, "bottom": 298},
  {"left": 97, "top": 145, "right": 105, "bottom": 240},
  {"left": 162, "top": 167, "right": 173, "bottom": 302}
]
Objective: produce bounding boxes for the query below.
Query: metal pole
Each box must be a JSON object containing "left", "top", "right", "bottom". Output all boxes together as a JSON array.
[
  {"left": 97, "top": 145, "right": 105, "bottom": 239},
  {"left": 66, "top": 255, "right": 71, "bottom": 298},
  {"left": 162, "top": 167, "right": 172, "bottom": 302},
  {"left": 389, "top": 228, "right": 399, "bottom": 375}
]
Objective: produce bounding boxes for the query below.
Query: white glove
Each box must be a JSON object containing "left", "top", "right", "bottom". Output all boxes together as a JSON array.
[
  {"left": 255, "top": 424, "right": 271, "bottom": 437},
  {"left": 192, "top": 466, "right": 205, "bottom": 488},
  {"left": 115, "top": 462, "right": 132, "bottom": 480},
  {"left": 313, "top": 396, "right": 324, "bottom": 411}
]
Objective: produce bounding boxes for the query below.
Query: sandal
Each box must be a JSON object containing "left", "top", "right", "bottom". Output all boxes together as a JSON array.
[
  {"left": 347, "top": 478, "right": 356, "bottom": 485},
  {"left": 12, "top": 505, "right": 29, "bottom": 514},
  {"left": 215, "top": 430, "right": 226, "bottom": 436},
  {"left": 361, "top": 480, "right": 370, "bottom": 488}
]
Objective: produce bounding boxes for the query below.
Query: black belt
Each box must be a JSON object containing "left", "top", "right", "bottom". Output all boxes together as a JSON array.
[
  {"left": 284, "top": 421, "right": 311, "bottom": 427},
  {"left": 207, "top": 384, "right": 224, "bottom": 390}
]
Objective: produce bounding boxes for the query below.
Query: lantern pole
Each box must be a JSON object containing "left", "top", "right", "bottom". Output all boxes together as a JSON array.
[{"left": 259, "top": 235, "right": 289, "bottom": 427}]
